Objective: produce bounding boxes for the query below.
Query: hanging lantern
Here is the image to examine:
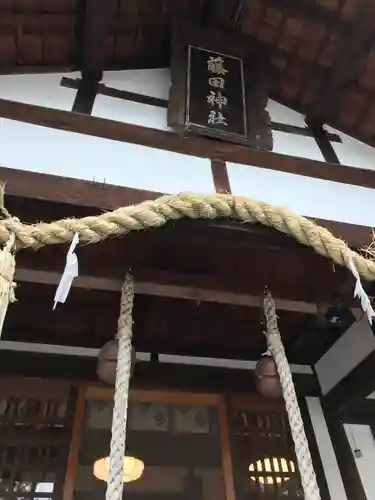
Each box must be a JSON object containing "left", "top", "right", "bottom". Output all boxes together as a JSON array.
[
  {"left": 93, "top": 456, "right": 144, "bottom": 483},
  {"left": 255, "top": 355, "right": 282, "bottom": 398},
  {"left": 255, "top": 356, "right": 278, "bottom": 378},
  {"left": 96, "top": 340, "right": 136, "bottom": 385}
]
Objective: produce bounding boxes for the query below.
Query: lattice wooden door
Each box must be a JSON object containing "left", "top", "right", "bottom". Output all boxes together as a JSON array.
[
  {"left": 229, "top": 395, "right": 304, "bottom": 499},
  {"left": 0, "top": 379, "right": 73, "bottom": 500}
]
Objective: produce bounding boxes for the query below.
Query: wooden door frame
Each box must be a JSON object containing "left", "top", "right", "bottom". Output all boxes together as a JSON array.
[{"left": 63, "top": 385, "right": 236, "bottom": 500}]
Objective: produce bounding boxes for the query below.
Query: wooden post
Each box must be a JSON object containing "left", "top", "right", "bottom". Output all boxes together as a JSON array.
[
  {"left": 62, "top": 385, "right": 87, "bottom": 500},
  {"left": 219, "top": 398, "right": 236, "bottom": 500}
]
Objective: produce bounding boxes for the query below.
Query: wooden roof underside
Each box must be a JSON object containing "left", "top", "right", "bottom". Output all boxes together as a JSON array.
[
  {"left": 0, "top": 182, "right": 361, "bottom": 366},
  {"left": 1, "top": 0, "right": 375, "bottom": 147}
]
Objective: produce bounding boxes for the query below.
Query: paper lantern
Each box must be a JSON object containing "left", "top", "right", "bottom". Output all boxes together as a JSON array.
[
  {"left": 96, "top": 340, "right": 136, "bottom": 385},
  {"left": 93, "top": 456, "right": 144, "bottom": 483},
  {"left": 255, "top": 355, "right": 282, "bottom": 398},
  {"left": 255, "top": 355, "right": 278, "bottom": 377}
]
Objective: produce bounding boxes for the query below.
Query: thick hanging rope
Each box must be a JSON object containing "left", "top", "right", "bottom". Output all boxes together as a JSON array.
[
  {"left": 0, "top": 192, "right": 375, "bottom": 280},
  {"left": 106, "top": 273, "right": 134, "bottom": 500},
  {"left": 263, "top": 289, "right": 320, "bottom": 500}
]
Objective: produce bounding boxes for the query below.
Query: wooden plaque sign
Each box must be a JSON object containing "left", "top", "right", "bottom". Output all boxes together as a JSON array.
[
  {"left": 187, "top": 46, "right": 247, "bottom": 140},
  {"left": 168, "top": 23, "right": 272, "bottom": 150}
]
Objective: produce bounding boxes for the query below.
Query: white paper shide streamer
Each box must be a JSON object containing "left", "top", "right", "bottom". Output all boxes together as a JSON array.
[
  {"left": 348, "top": 257, "right": 375, "bottom": 324},
  {"left": 53, "top": 233, "right": 79, "bottom": 310}
]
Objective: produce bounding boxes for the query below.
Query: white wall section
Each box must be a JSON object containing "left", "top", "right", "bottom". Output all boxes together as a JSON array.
[
  {"left": 0, "top": 73, "right": 78, "bottom": 110},
  {"left": 92, "top": 95, "right": 170, "bottom": 131},
  {"left": 315, "top": 317, "right": 375, "bottom": 395},
  {"left": 325, "top": 125, "right": 375, "bottom": 171},
  {"left": 0, "top": 119, "right": 215, "bottom": 195},
  {"left": 227, "top": 162, "right": 375, "bottom": 227},
  {"left": 306, "top": 397, "right": 347, "bottom": 500},
  {"left": 266, "top": 99, "right": 307, "bottom": 127},
  {"left": 102, "top": 69, "right": 170, "bottom": 100},
  {"left": 343, "top": 423, "right": 375, "bottom": 500}
]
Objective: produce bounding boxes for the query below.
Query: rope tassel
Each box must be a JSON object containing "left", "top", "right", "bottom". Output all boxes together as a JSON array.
[
  {"left": 263, "top": 289, "right": 320, "bottom": 500},
  {"left": 106, "top": 273, "right": 135, "bottom": 500},
  {"left": 0, "top": 185, "right": 17, "bottom": 336},
  {"left": 0, "top": 234, "right": 16, "bottom": 337}
]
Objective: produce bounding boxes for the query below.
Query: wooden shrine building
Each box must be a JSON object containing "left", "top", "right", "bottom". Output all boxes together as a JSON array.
[{"left": 1, "top": 1, "right": 375, "bottom": 500}]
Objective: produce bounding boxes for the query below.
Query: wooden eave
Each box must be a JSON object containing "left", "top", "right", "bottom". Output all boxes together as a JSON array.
[{"left": 1, "top": 0, "right": 375, "bottom": 147}]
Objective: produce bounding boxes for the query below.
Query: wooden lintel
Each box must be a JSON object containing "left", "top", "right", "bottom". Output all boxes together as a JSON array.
[
  {"left": 60, "top": 77, "right": 342, "bottom": 142},
  {"left": 14, "top": 267, "right": 361, "bottom": 316},
  {"left": 0, "top": 98, "right": 374, "bottom": 190},
  {"left": 0, "top": 352, "right": 319, "bottom": 395},
  {"left": 0, "top": 167, "right": 372, "bottom": 249}
]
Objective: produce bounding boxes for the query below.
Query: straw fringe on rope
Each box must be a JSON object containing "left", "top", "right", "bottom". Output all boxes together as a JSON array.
[{"left": 1, "top": 192, "right": 375, "bottom": 280}]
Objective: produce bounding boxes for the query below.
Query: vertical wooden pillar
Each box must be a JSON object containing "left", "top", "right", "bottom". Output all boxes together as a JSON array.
[
  {"left": 63, "top": 386, "right": 87, "bottom": 500},
  {"left": 211, "top": 160, "right": 231, "bottom": 194},
  {"left": 218, "top": 398, "right": 236, "bottom": 500}
]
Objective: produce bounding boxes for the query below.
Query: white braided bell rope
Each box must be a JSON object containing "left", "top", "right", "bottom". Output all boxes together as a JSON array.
[
  {"left": 263, "top": 290, "right": 320, "bottom": 500},
  {"left": 105, "top": 273, "right": 134, "bottom": 500}
]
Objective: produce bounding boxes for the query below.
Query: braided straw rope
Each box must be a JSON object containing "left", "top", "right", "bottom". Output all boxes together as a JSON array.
[
  {"left": 1, "top": 192, "right": 375, "bottom": 279},
  {"left": 106, "top": 273, "right": 134, "bottom": 500},
  {"left": 264, "top": 290, "right": 320, "bottom": 500}
]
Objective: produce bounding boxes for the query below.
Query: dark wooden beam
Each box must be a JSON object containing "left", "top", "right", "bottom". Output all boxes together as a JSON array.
[
  {"left": 211, "top": 160, "right": 231, "bottom": 193},
  {"left": 79, "top": 0, "right": 118, "bottom": 81},
  {"left": 61, "top": 77, "right": 170, "bottom": 109},
  {"left": 336, "top": 400, "right": 375, "bottom": 425},
  {"left": 0, "top": 351, "right": 320, "bottom": 395},
  {"left": 73, "top": 0, "right": 119, "bottom": 114},
  {"left": 60, "top": 76, "right": 342, "bottom": 142},
  {"left": 305, "top": 118, "right": 340, "bottom": 164},
  {"left": 272, "top": 121, "right": 341, "bottom": 142},
  {"left": 2, "top": 98, "right": 375, "bottom": 192},
  {"left": 71, "top": 78, "right": 99, "bottom": 114}
]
